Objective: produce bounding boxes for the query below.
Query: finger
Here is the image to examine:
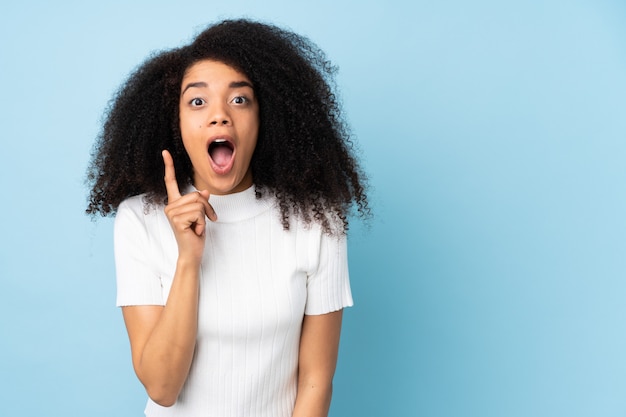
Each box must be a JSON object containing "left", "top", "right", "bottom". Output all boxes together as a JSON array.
[
  {"left": 194, "top": 216, "right": 206, "bottom": 236},
  {"left": 198, "top": 190, "right": 218, "bottom": 222},
  {"left": 168, "top": 203, "right": 207, "bottom": 236},
  {"left": 165, "top": 190, "right": 216, "bottom": 222},
  {"left": 162, "top": 150, "right": 181, "bottom": 201},
  {"left": 165, "top": 196, "right": 217, "bottom": 228}
]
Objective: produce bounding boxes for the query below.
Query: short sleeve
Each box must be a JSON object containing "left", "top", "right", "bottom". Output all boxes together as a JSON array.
[
  {"left": 114, "top": 198, "right": 165, "bottom": 307},
  {"left": 304, "top": 232, "right": 353, "bottom": 315}
]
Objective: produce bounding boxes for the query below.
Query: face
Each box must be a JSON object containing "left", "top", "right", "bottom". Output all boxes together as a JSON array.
[{"left": 179, "top": 60, "right": 260, "bottom": 195}]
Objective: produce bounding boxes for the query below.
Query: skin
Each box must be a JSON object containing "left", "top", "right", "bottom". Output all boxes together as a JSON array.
[
  {"left": 292, "top": 310, "right": 343, "bottom": 417},
  {"left": 179, "top": 60, "right": 259, "bottom": 195},
  {"left": 121, "top": 60, "right": 344, "bottom": 416}
]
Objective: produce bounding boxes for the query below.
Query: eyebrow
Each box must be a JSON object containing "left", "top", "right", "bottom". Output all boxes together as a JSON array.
[
  {"left": 229, "top": 81, "right": 254, "bottom": 89},
  {"left": 181, "top": 80, "right": 254, "bottom": 94},
  {"left": 181, "top": 81, "right": 207, "bottom": 94}
]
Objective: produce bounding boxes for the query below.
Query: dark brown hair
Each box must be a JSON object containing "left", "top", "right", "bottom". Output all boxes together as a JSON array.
[{"left": 86, "top": 19, "right": 369, "bottom": 233}]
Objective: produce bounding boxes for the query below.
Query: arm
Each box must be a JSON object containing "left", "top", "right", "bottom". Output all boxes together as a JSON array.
[
  {"left": 292, "top": 310, "right": 344, "bottom": 417},
  {"left": 122, "top": 259, "right": 199, "bottom": 406},
  {"left": 121, "top": 151, "right": 216, "bottom": 407}
]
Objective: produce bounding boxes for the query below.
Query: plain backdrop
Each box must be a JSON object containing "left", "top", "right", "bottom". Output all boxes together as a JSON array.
[{"left": 1, "top": 1, "right": 625, "bottom": 416}]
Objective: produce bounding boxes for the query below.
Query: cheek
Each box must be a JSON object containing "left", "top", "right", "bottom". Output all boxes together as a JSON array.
[
  {"left": 179, "top": 115, "right": 201, "bottom": 144},
  {"left": 247, "top": 114, "right": 260, "bottom": 147},
  {"left": 179, "top": 108, "right": 201, "bottom": 132},
  {"left": 245, "top": 128, "right": 259, "bottom": 153},
  {"left": 178, "top": 126, "right": 196, "bottom": 156}
]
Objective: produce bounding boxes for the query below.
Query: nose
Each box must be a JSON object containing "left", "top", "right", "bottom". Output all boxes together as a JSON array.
[{"left": 208, "top": 102, "right": 231, "bottom": 126}]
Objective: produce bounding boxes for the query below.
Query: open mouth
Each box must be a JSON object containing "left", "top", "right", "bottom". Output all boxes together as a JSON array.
[{"left": 208, "top": 138, "right": 235, "bottom": 169}]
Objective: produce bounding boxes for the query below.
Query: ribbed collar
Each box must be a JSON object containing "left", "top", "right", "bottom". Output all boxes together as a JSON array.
[{"left": 184, "top": 185, "right": 272, "bottom": 223}]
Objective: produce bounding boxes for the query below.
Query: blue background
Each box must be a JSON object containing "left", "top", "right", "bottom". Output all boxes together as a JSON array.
[{"left": 1, "top": 1, "right": 625, "bottom": 416}]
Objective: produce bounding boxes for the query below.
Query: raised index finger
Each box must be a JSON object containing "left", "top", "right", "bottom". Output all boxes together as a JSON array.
[{"left": 162, "top": 150, "right": 181, "bottom": 201}]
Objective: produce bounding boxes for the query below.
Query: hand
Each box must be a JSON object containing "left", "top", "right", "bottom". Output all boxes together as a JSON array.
[{"left": 162, "top": 150, "right": 217, "bottom": 263}]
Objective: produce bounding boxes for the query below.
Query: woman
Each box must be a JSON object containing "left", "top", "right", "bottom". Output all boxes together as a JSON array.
[{"left": 86, "top": 19, "right": 368, "bottom": 417}]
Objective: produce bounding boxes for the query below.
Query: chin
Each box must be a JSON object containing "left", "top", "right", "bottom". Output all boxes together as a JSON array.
[
  {"left": 208, "top": 179, "right": 249, "bottom": 195},
  {"left": 194, "top": 166, "right": 252, "bottom": 195}
]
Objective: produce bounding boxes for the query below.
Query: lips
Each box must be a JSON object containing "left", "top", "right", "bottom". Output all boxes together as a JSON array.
[{"left": 207, "top": 136, "right": 235, "bottom": 175}]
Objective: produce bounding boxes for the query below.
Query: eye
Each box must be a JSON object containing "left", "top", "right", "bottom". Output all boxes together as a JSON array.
[
  {"left": 190, "top": 98, "right": 205, "bottom": 107},
  {"left": 232, "top": 96, "right": 248, "bottom": 105}
]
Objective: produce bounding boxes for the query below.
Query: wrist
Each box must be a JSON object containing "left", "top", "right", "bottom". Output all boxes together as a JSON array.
[{"left": 176, "top": 256, "right": 202, "bottom": 273}]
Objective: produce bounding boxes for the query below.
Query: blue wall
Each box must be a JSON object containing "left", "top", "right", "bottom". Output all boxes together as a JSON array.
[{"left": 1, "top": 1, "right": 625, "bottom": 416}]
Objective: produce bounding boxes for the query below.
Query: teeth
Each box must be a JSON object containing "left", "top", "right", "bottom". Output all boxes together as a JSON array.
[{"left": 213, "top": 139, "right": 227, "bottom": 143}]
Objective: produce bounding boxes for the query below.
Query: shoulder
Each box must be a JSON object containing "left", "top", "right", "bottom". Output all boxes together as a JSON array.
[
  {"left": 118, "top": 193, "right": 164, "bottom": 216},
  {"left": 289, "top": 209, "right": 346, "bottom": 240},
  {"left": 260, "top": 189, "right": 346, "bottom": 237},
  {"left": 115, "top": 193, "right": 166, "bottom": 232}
]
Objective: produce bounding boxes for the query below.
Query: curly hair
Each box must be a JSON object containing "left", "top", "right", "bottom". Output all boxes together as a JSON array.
[{"left": 86, "top": 19, "right": 369, "bottom": 234}]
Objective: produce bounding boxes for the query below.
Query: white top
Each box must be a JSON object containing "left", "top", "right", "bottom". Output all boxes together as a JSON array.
[{"left": 114, "top": 186, "right": 353, "bottom": 417}]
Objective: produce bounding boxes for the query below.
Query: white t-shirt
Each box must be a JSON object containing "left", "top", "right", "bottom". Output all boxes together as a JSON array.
[{"left": 114, "top": 186, "right": 353, "bottom": 417}]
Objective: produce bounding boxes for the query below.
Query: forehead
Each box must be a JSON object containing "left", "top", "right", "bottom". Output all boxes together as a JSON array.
[{"left": 182, "top": 59, "right": 251, "bottom": 85}]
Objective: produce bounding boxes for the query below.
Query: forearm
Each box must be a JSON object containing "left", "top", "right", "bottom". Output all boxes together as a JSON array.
[
  {"left": 134, "top": 259, "right": 200, "bottom": 406},
  {"left": 292, "top": 380, "right": 333, "bottom": 417},
  {"left": 292, "top": 311, "right": 343, "bottom": 417}
]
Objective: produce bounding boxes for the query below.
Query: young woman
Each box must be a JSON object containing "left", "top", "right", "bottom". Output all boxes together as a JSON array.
[{"left": 87, "top": 19, "right": 368, "bottom": 417}]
